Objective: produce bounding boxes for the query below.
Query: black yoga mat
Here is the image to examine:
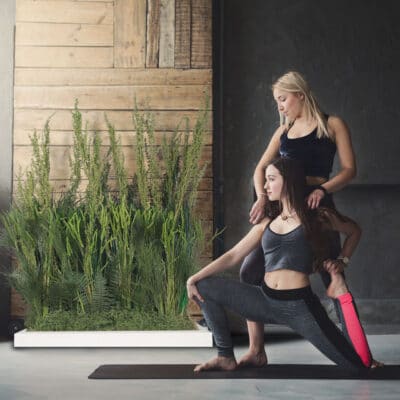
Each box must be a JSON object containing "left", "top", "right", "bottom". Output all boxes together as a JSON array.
[{"left": 88, "top": 364, "right": 400, "bottom": 380}]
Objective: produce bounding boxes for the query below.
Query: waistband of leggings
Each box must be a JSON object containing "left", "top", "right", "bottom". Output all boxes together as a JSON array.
[{"left": 261, "top": 280, "right": 314, "bottom": 300}]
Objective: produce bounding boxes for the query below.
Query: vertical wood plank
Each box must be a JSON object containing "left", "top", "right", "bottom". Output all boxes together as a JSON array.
[
  {"left": 175, "top": 0, "right": 191, "bottom": 68},
  {"left": 191, "top": 0, "right": 212, "bottom": 68},
  {"left": 114, "top": 0, "right": 146, "bottom": 68},
  {"left": 159, "top": 0, "right": 175, "bottom": 68},
  {"left": 146, "top": 0, "right": 161, "bottom": 68}
]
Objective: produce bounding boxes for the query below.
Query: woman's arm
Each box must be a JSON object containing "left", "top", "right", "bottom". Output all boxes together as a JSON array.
[
  {"left": 308, "top": 116, "right": 356, "bottom": 209},
  {"left": 187, "top": 218, "right": 270, "bottom": 301},
  {"left": 322, "top": 116, "right": 357, "bottom": 193},
  {"left": 322, "top": 210, "right": 362, "bottom": 273},
  {"left": 249, "top": 126, "right": 284, "bottom": 224}
]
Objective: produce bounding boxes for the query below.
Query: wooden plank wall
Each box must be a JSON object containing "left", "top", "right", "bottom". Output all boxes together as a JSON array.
[{"left": 13, "top": 0, "right": 213, "bottom": 317}]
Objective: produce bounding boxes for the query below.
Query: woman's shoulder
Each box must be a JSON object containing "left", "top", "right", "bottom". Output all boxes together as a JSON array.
[
  {"left": 326, "top": 115, "right": 349, "bottom": 138},
  {"left": 257, "top": 217, "right": 272, "bottom": 232},
  {"left": 326, "top": 114, "right": 345, "bottom": 125},
  {"left": 272, "top": 124, "right": 287, "bottom": 139}
]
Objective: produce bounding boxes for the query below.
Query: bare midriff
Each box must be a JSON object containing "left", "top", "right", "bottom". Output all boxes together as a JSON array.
[
  {"left": 306, "top": 176, "right": 328, "bottom": 186},
  {"left": 264, "top": 270, "right": 310, "bottom": 290}
]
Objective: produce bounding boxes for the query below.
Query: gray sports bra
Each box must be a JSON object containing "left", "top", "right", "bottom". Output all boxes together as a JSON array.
[{"left": 261, "top": 224, "right": 314, "bottom": 275}]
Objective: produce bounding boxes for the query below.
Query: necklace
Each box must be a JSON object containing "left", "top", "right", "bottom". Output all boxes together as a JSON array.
[{"left": 280, "top": 211, "right": 296, "bottom": 221}]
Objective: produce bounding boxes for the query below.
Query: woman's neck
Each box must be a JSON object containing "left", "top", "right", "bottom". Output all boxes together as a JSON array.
[
  {"left": 280, "top": 200, "right": 296, "bottom": 216},
  {"left": 292, "top": 114, "right": 314, "bottom": 126}
]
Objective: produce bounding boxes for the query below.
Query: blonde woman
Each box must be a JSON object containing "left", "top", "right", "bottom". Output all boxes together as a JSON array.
[{"left": 238, "top": 71, "right": 380, "bottom": 368}]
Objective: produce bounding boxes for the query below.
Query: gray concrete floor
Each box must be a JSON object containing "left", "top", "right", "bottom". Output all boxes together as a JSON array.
[{"left": 0, "top": 330, "right": 399, "bottom": 400}]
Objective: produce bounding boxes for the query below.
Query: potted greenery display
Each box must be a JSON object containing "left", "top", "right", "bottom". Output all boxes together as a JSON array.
[{"left": 2, "top": 101, "right": 213, "bottom": 347}]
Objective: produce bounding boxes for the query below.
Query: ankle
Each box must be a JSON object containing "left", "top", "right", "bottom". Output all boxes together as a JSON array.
[
  {"left": 248, "top": 346, "right": 265, "bottom": 355},
  {"left": 219, "top": 354, "right": 236, "bottom": 360},
  {"left": 218, "top": 355, "right": 237, "bottom": 366}
]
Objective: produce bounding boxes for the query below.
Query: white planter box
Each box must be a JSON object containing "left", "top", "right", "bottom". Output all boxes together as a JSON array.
[{"left": 14, "top": 329, "right": 213, "bottom": 348}]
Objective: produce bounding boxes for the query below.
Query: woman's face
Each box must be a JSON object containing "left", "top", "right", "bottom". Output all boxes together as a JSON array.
[
  {"left": 273, "top": 88, "right": 304, "bottom": 120},
  {"left": 265, "top": 164, "right": 284, "bottom": 201}
]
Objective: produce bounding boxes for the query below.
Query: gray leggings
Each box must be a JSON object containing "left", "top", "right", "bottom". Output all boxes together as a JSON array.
[
  {"left": 239, "top": 233, "right": 348, "bottom": 329},
  {"left": 241, "top": 190, "right": 347, "bottom": 322},
  {"left": 196, "top": 277, "right": 367, "bottom": 372}
]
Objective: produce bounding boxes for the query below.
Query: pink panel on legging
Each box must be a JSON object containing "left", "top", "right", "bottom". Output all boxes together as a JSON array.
[{"left": 338, "top": 292, "right": 372, "bottom": 367}]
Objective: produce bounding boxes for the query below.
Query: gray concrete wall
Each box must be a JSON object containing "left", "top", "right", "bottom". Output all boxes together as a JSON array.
[
  {"left": 220, "top": 0, "right": 400, "bottom": 325},
  {"left": 0, "top": 0, "right": 15, "bottom": 334}
]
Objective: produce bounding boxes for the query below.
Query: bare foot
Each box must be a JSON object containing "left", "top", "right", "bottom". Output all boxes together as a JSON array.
[
  {"left": 194, "top": 355, "right": 237, "bottom": 372},
  {"left": 371, "top": 359, "right": 384, "bottom": 368},
  {"left": 326, "top": 271, "right": 348, "bottom": 299},
  {"left": 237, "top": 349, "right": 268, "bottom": 368}
]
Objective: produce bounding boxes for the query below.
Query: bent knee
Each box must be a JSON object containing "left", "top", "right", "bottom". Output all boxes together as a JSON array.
[{"left": 196, "top": 277, "right": 218, "bottom": 298}]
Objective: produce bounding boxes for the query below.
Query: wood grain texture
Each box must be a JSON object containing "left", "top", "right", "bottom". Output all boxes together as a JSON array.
[
  {"left": 191, "top": 0, "right": 212, "bottom": 68},
  {"left": 10, "top": 287, "right": 27, "bottom": 317},
  {"left": 187, "top": 299, "right": 202, "bottom": 315},
  {"left": 15, "top": 68, "right": 212, "bottom": 86},
  {"left": 32, "top": 176, "right": 212, "bottom": 192},
  {"left": 159, "top": 0, "right": 175, "bottom": 68},
  {"left": 14, "top": 129, "right": 212, "bottom": 146},
  {"left": 114, "top": 0, "right": 146, "bottom": 68},
  {"left": 16, "top": 0, "right": 113, "bottom": 24},
  {"left": 14, "top": 109, "right": 213, "bottom": 131},
  {"left": 16, "top": 22, "right": 113, "bottom": 46},
  {"left": 15, "top": 46, "right": 114, "bottom": 68},
  {"left": 175, "top": 0, "right": 191, "bottom": 68},
  {"left": 146, "top": 0, "right": 161, "bottom": 68},
  {"left": 13, "top": 145, "right": 212, "bottom": 179},
  {"left": 14, "top": 85, "right": 212, "bottom": 110}
]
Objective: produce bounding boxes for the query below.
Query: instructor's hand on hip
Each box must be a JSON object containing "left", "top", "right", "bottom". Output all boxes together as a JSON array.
[{"left": 307, "top": 188, "right": 325, "bottom": 209}]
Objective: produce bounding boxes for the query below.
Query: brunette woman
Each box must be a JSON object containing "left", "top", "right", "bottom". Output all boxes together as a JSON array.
[{"left": 187, "top": 158, "right": 374, "bottom": 372}]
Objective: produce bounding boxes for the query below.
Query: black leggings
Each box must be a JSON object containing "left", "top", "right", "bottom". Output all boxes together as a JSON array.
[{"left": 197, "top": 277, "right": 368, "bottom": 372}]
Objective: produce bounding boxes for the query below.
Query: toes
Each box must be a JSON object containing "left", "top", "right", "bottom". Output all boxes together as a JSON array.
[
  {"left": 194, "top": 364, "right": 204, "bottom": 372},
  {"left": 194, "top": 358, "right": 236, "bottom": 372},
  {"left": 371, "top": 359, "right": 384, "bottom": 368}
]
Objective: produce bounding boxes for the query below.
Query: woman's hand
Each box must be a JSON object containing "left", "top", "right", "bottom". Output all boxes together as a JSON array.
[
  {"left": 323, "top": 259, "right": 345, "bottom": 274},
  {"left": 307, "top": 188, "right": 325, "bottom": 209},
  {"left": 186, "top": 277, "right": 204, "bottom": 303},
  {"left": 249, "top": 196, "right": 267, "bottom": 224}
]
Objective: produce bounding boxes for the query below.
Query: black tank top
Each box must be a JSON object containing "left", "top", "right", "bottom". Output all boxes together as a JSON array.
[
  {"left": 279, "top": 122, "right": 336, "bottom": 179},
  {"left": 262, "top": 224, "right": 314, "bottom": 275}
]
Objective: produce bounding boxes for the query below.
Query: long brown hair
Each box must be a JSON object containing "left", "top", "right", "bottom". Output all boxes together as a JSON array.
[
  {"left": 265, "top": 157, "right": 307, "bottom": 222},
  {"left": 265, "top": 157, "right": 348, "bottom": 271}
]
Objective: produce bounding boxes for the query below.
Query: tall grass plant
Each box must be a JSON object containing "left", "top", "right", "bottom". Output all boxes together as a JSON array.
[{"left": 1, "top": 101, "right": 209, "bottom": 330}]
